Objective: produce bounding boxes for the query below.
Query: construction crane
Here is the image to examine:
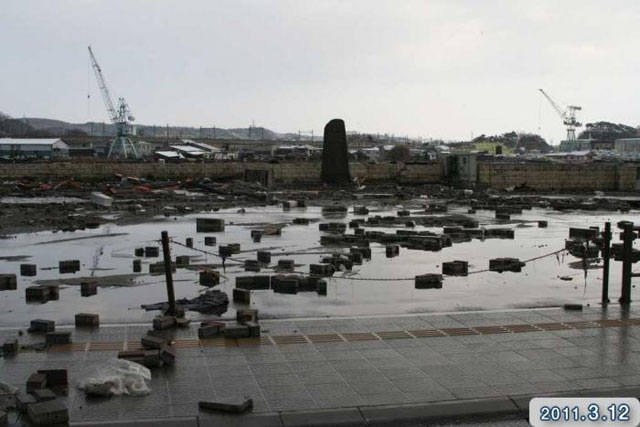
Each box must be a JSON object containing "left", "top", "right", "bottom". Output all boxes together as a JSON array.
[
  {"left": 538, "top": 89, "right": 582, "bottom": 142},
  {"left": 88, "top": 46, "right": 139, "bottom": 158}
]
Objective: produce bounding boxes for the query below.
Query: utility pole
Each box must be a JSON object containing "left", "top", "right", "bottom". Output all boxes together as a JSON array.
[
  {"left": 199, "top": 126, "right": 202, "bottom": 139},
  {"left": 213, "top": 126, "right": 216, "bottom": 139}
]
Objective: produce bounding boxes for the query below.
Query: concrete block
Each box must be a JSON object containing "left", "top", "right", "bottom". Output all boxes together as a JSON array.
[
  {"left": 245, "top": 321, "right": 261, "bottom": 338},
  {"left": 150, "top": 261, "right": 176, "bottom": 275},
  {"left": 244, "top": 259, "right": 261, "bottom": 272},
  {"left": 277, "top": 259, "right": 295, "bottom": 272},
  {"left": 175, "top": 317, "right": 191, "bottom": 328},
  {"left": 58, "top": 260, "right": 80, "bottom": 274},
  {"left": 236, "top": 308, "right": 258, "bottom": 324},
  {"left": 272, "top": 275, "right": 299, "bottom": 294},
  {"left": 233, "top": 288, "right": 251, "bottom": 304},
  {"left": 0, "top": 274, "right": 17, "bottom": 291},
  {"left": 30, "top": 388, "right": 56, "bottom": 402},
  {"left": 223, "top": 324, "right": 251, "bottom": 339},
  {"left": 80, "top": 281, "right": 98, "bottom": 297},
  {"left": 37, "top": 369, "right": 68, "bottom": 387},
  {"left": 317, "top": 279, "right": 327, "bottom": 296},
  {"left": 353, "top": 206, "right": 369, "bottom": 215},
  {"left": 142, "top": 350, "right": 162, "bottom": 368},
  {"left": 29, "top": 319, "right": 55, "bottom": 333},
  {"left": 196, "top": 218, "right": 225, "bottom": 232},
  {"left": 144, "top": 246, "right": 159, "bottom": 257},
  {"left": 2, "top": 339, "right": 17, "bottom": 356},
  {"left": 45, "top": 332, "right": 71, "bottom": 346},
  {"left": 310, "top": 264, "right": 335, "bottom": 277},
  {"left": 20, "top": 264, "right": 37, "bottom": 277},
  {"left": 198, "top": 323, "right": 223, "bottom": 339},
  {"left": 28, "top": 399, "right": 69, "bottom": 426},
  {"left": 415, "top": 274, "right": 443, "bottom": 289},
  {"left": 159, "top": 345, "right": 176, "bottom": 366},
  {"left": 219, "top": 245, "right": 234, "bottom": 257},
  {"left": 489, "top": 257, "right": 525, "bottom": 273},
  {"left": 235, "top": 275, "right": 270, "bottom": 290},
  {"left": 176, "top": 255, "right": 190, "bottom": 268},
  {"left": 257, "top": 251, "right": 271, "bottom": 264},
  {"left": 199, "top": 397, "right": 253, "bottom": 414},
  {"left": 141, "top": 335, "right": 167, "bottom": 350},
  {"left": 351, "top": 246, "right": 371, "bottom": 259},
  {"left": 153, "top": 315, "right": 176, "bottom": 330},
  {"left": 90, "top": 192, "right": 113, "bottom": 207},
  {"left": 16, "top": 393, "right": 37, "bottom": 413},
  {"left": 386, "top": 245, "right": 400, "bottom": 258},
  {"left": 27, "top": 373, "right": 47, "bottom": 393},
  {"left": 442, "top": 260, "right": 469, "bottom": 276},
  {"left": 75, "top": 313, "right": 99, "bottom": 328},
  {"left": 200, "top": 270, "right": 220, "bottom": 287}
]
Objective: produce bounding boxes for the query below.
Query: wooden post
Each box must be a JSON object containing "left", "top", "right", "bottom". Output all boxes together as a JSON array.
[
  {"left": 602, "top": 222, "right": 611, "bottom": 304},
  {"left": 161, "top": 231, "right": 176, "bottom": 315},
  {"left": 619, "top": 221, "right": 634, "bottom": 305}
]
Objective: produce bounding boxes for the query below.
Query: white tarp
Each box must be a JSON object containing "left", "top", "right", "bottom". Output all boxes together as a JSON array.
[{"left": 77, "top": 359, "right": 151, "bottom": 397}]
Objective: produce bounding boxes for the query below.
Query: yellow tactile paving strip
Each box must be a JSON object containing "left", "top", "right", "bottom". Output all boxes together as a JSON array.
[{"left": 43, "top": 317, "right": 640, "bottom": 352}]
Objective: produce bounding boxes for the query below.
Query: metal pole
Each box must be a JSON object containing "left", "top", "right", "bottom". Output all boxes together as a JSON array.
[
  {"left": 160, "top": 231, "right": 176, "bottom": 315},
  {"left": 619, "top": 221, "right": 633, "bottom": 305},
  {"left": 602, "top": 222, "right": 611, "bottom": 304}
]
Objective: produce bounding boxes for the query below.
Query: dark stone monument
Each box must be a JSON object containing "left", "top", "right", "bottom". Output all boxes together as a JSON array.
[{"left": 321, "top": 119, "right": 351, "bottom": 185}]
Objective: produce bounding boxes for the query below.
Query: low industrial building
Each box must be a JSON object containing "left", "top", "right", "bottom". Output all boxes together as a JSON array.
[
  {"left": 614, "top": 138, "right": 640, "bottom": 159},
  {"left": 0, "top": 138, "right": 69, "bottom": 159}
]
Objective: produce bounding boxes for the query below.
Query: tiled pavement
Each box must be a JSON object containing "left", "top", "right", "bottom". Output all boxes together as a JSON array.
[{"left": 1, "top": 305, "right": 640, "bottom": 424}]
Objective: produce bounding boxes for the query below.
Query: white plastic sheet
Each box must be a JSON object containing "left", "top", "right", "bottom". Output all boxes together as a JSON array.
[{"left": 77, "top": 359, "right": 151, "bottom": 397}]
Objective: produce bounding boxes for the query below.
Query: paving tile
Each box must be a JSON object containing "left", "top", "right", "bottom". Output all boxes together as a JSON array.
[
  {"left": 447, "top": 385, "right": 501, "bottom": 399},
  {"left": 349, "top": 379, "right": 400, "bottom": 395},
  {"left": 534, "top": 381, "right": 583, "bottom": 393},
  {"left": 390, "top": 376, "right": 447, "bottom": 393},
  {"left": 255, "top": 373, "right": 301, "bottom": 387},
  {"left": 295, "top": 370, "right": 345, "bottom": 385},
  {"left": 358, "top": 392, "right": 407, "bottom": 406},
  {"left": 320, "top": 350, "right": 364, "bottom": 360},
  {"left": 377, "top": 366, "right": 425, "bottom": 379},
  {"left": 574, "top": 377, "right": 622, "bottom": 389},
  {"left": 515, "top": 369, "right": 567, "bottom": 383},
  {"left": 403, "top": 389, "right": 456, "bottom": 403}
]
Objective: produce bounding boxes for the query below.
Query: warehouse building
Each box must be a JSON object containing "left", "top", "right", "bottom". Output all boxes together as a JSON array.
[
  {"left": 0, "top": 138, "right": 69, "bottom": 159},
  {"left": 615, "top": 138, "right": 640, "bottom": 159}
]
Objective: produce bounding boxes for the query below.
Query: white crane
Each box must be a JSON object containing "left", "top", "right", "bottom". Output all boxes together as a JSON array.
[
  {"left": 88, "top": 46, "right": 139, "bottom": 158},
  {"left": 538, "top": 89, "right": 582, "bottom": 142}
]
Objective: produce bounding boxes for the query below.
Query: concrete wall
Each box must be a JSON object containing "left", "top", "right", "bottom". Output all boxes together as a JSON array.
[
  {"left": 477, "top": 162, "right": 638, "bottom": 191},
  {"left": 0, "top": 160, "right": 636, "bottom": 191},
  {"left": 0, "top": 161, "right": 444, "bottom": 184}
]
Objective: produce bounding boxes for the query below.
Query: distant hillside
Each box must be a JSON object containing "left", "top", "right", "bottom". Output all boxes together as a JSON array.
[
  {"left": 9, "top": 117, "right": 312, "bottom": 141},
  {"left": 578, "top": 121, "right": 638, "bottom": 142}
]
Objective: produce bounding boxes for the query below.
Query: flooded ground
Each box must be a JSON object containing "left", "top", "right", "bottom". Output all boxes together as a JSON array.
[{"left": 0, "top": 202, "right": 636, "bottom": 327}]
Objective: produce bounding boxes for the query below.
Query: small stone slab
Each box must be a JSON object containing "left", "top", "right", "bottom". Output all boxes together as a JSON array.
[
  {"left": 199, "top": 397, "right": 253, "bottom": 414},
  {"left": 30, "top": 388, "right": 57, "bottom": 402},
  {"left": 159, "top": 345, "right": 176, "bottom": 366},
  {"left": 28, "top": 399, "right": 69, "bottom": 426},
  {"left": 141, "top": 335, "right": 167, "bottom": 350},
  {"left": 26, "top": 373, "right": 47, "bottom": 392},
  {"left": 16, "top": 393, "right": 36, "bottom": 413}
]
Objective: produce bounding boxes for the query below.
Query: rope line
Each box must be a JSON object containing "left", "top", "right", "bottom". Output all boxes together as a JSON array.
[{"left": 167, "top": 236, "right": 569, "bottom": 283}]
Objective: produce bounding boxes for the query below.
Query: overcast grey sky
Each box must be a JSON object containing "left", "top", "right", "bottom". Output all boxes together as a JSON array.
[{"left": 1, "top": 0, "right": 639, "bottom": 142}]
